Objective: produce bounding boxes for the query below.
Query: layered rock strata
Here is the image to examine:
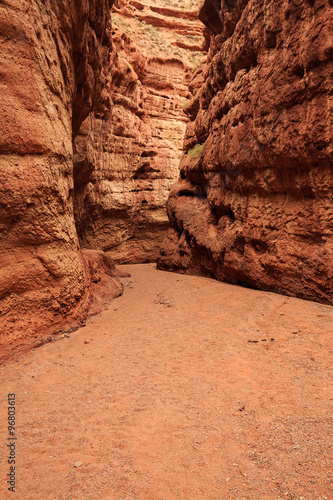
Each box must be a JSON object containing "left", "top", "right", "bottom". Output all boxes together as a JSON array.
[
  {"left": 73, "top": 0, "right": 206, "bottom": 263},
  {"left": 0, "top": 0, "right": 121, "bottom": 359},
  {"left": 158, "top": 0, "right": 333, "bottom": 304}
]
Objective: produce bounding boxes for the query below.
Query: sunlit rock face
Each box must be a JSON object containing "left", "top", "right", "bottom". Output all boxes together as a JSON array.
[
  {"left": 0, "top": 0, "right": 120, "bottom": 356},
  {"left": 158, "top": 0, "right": 333, "bottom": 304},
  {"left": 73, "top": 0, "right": 206, "bottom": 263}
]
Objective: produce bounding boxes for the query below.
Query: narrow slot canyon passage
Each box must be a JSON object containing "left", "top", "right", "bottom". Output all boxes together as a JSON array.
[
  {"left": 0, "top": 264, "right": 332, "bottom": 499},
  {"left": 0, "top": 0, "right": 332, "bottom": 498},
  {"left": 73, "top": 0, "right": 206, "bottom": 265}
]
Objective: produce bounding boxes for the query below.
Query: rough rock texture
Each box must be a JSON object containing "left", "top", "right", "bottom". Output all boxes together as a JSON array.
[
  {"left": 0, "top": 0, "right": 122, "bottom": 358},
  {"left": 73, "top": 0, "right": 206, "bottom": 263},
  {"left": 158, "top": 0, "right": 333, "bottom": 304}
]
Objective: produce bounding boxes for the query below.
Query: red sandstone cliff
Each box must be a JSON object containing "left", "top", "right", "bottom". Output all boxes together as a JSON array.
[
  {"left": 158, "top": 0, "right": 333, "bottom": 304},
  {"left": 0, "top": 0, "right": 121, "bottom": 360},
  {"left": 73, "top": 0, "right": 206, "bottom": 263}
]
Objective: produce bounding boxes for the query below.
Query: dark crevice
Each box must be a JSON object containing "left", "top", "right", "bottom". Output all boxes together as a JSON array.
[
  {"left": 237, "top": 279, "right": 258, "bottom": 289},
  {"left": 265, "top": 30, "right": 277, "bottom": 49},
  {"left": 211, "top": 204, "right": 236, "bottom": 223},
  {"left": 134, "top": 164, "right": 155, "bottom": 180},
  {"left": 249, "top": 238, "right": 268, "bottom": 253},
  {"left": 141, "top": 150, "right": 158, "bottom": 158}
]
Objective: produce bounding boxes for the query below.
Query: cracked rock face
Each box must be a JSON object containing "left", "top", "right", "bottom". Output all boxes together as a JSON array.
[
  {"left": 0, "top": 0, "right": 117, "bottom": 356},
  {"left": 158, "top": 0, "right": 333, "bottom": 304}
]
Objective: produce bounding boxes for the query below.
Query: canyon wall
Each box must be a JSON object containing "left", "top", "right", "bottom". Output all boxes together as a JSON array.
[
  {"left": 73, "top": 0, "right": 205, "bottom": 263},
  {"left": 0, "top": 0, "right": 121, "bottom": 359},
  {"left": 158, "top": 0, "right": 333, "bottom": 304}
]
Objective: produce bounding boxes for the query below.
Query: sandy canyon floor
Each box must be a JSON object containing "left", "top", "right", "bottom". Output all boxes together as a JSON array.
[{"left": 0, "top": 264, "right": 332, "bottom": 499}]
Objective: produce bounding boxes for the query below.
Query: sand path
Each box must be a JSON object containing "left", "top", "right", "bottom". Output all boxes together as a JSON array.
[{"left": 0, "top": 264, "right": 332, "bottom": 499}]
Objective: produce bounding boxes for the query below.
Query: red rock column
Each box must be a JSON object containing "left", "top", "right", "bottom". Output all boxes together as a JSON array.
[
  {"left": 0, "top": 0, "right": 112, "bottom": 356},
  {"left": 158, "top": 0, "right": 333, "bottom": 304}
]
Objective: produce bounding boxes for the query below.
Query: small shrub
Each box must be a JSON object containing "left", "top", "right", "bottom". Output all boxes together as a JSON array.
[{"left": 187, "top": 142, "right": 205, "bottom": 159}]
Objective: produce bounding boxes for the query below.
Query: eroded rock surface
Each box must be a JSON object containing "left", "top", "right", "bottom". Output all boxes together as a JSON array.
[
  {"left": 73, "top": 0, "right": 206, "bottom": 263},
  {"left": 0, "top": 0, "right": 120, "bottom": 358},
  {"left": 158, "top": 0, "right": 333, "bottom": 304}
]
